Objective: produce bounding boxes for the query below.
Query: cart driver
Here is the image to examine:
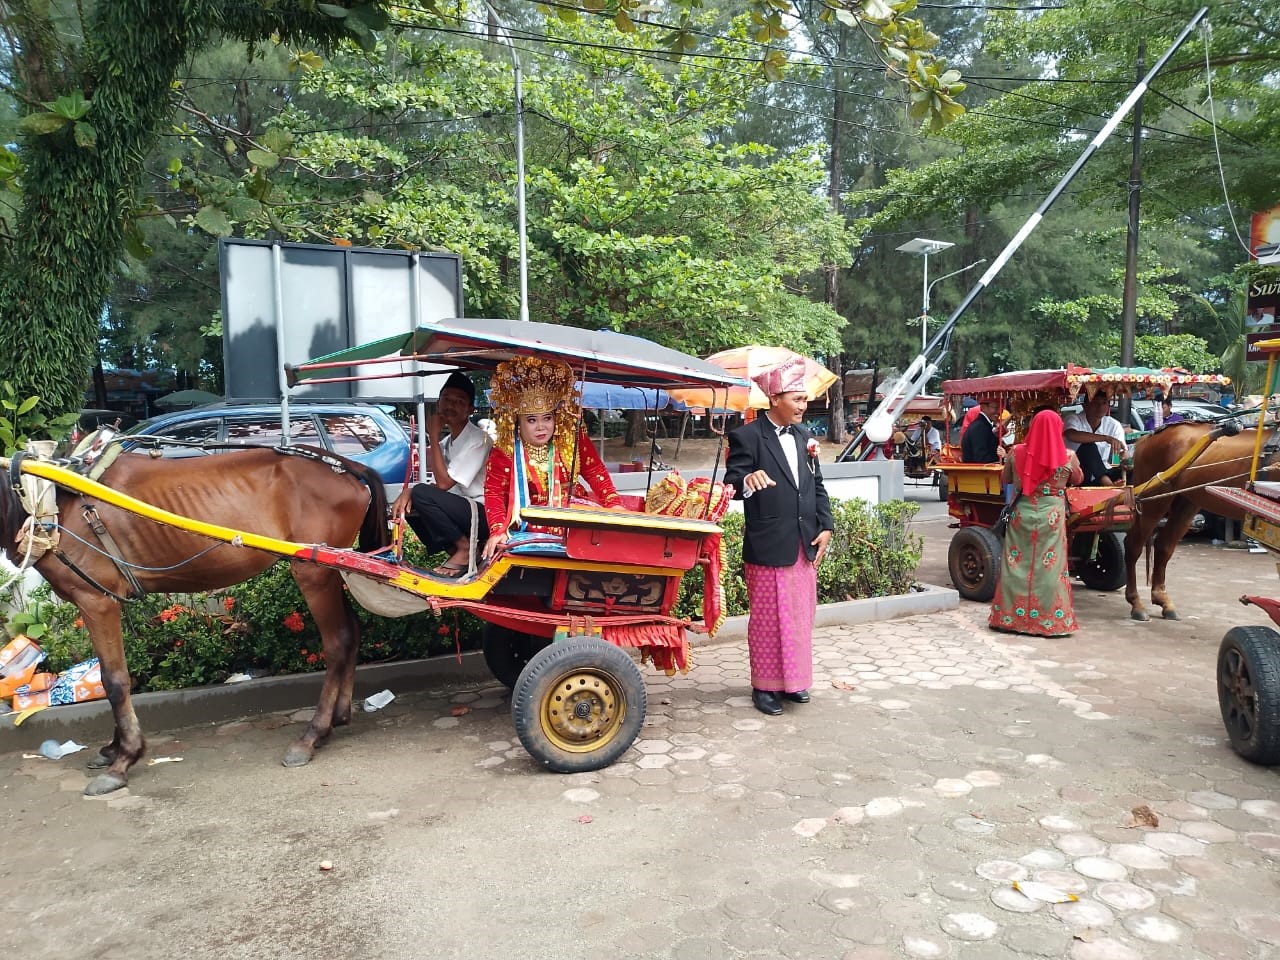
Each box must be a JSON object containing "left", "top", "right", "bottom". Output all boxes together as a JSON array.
[
  {"left": 391, "top": 371, "right": 493, "bottom": 578},
  {"left": 914, "top": 416, "right": 942, "bottom": 457},
  {"left": 1062, "top": 390, "right": 1126, "bottom": 487}
]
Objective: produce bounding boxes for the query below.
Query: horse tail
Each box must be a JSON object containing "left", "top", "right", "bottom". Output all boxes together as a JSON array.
[
  {"left": 346, "top": 459, "right": 390, "bottom": 551},
  {"left": 287, "top": 446, "right": 389, "bottom": 551}
]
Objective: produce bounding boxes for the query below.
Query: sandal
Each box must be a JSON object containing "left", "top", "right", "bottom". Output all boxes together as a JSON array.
[{"left": 431, "top": 562, "right": 468, "bottom": 579}]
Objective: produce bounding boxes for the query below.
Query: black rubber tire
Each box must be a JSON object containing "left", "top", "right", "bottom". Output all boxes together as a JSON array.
[
  {"left": 512, "top": 637, "right": 647, "bottom": 773},
  {"left": 1072, "top": 531, "right": 1126, "bottom": 592},
  {"left": 1217, "top": 625, "right": 1280, "bottom": 765},
  {"left": 935, "top": 471, "right": 948, "bottom": 502},
  {"left": 948, "top": 526, "right": 1001, "bottom": 602},
  {"left": 482, "top": 623, "right": 549, "bottom": 689}
]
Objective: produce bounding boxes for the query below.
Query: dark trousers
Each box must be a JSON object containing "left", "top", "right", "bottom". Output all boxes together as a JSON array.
[
  {"left": 406, "top": 485, "right": 487, "bottom": 553},
  {"left": 1075, "top": 443, "right": 1123, "bottom": 486}
]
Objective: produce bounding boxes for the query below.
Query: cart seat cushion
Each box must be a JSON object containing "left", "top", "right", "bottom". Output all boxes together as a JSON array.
[
  {"left": 503, "top": 530, "right": 568, "bottom": 557},
  {"left": 1254, "top": 481, "right": 1280, "bottom": 502}
]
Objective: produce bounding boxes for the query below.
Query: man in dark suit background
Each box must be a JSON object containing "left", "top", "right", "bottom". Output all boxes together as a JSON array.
[
  {"left": 961, "top": 398, "right": 1001, "bottom": 464},
  {"left": 723, "top": 359, "right": 834, "bottom": 716}
]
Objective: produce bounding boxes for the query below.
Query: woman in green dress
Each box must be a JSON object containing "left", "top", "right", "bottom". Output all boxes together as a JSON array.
[{"left": 989, "top": 409, "right": 1083, "bottom": 636}]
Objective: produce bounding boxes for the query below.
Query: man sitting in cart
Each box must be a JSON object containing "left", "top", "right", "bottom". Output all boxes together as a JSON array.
[
  {"left": 391, "top": 371, "right": 493, "bottom": 578},
  {"left": 913, "top": 416, "right": 942, "bottom": 458},
  {"left": 481, "top": 355, "right": 622, "bottom": 561},
  {"left": 1062, "top": 389, "right": 1126, "bottom": 486}
]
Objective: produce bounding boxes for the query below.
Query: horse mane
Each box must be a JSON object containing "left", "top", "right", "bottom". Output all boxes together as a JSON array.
[
  {"left": 0, "top": 467, "right": 26, "bottom": 562},
  {"left": 283, "top": 445, "right": 389, "bottom": 552}
]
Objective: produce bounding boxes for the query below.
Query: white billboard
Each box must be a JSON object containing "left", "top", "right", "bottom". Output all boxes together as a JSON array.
[{"left": 219, "top": 239, "right": 463, "bottom": 401}]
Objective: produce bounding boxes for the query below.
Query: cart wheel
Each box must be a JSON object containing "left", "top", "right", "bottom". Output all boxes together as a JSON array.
[
  {"left": 948, "top": 526, "right": 1001, "bottom": 602},
  {"left": 1072, "top": 531, "right": 1126, "bottom": 592},
  {"left": 934, "top": 471, "right": 948, "bottom": 502},
  {"left": 482, "top": 623, "right": 549, "bottom": 689},
  {"left": 512, "top": 637, "right": 647, "bottom": 773},
  {"left": 1217, "top": 625, "right": 1280, "bottom": 765}
]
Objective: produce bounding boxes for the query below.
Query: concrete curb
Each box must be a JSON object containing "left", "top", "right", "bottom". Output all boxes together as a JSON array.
[{"left": 1, "top": 582, "right": 956, "bottom": 745}]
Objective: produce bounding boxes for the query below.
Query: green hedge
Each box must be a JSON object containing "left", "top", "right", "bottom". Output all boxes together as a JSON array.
[{"left": 26, "top": 498, "right": 920, "bottom": 693}]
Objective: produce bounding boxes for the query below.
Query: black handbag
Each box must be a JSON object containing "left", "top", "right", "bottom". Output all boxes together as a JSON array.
[{"left": 993, "top": 491, "right": 1020, "bottom": 538}]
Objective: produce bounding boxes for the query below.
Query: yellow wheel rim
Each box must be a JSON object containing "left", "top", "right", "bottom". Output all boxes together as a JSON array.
[{"left": 539, "top": 668, "right": 628, "bottom": 754}]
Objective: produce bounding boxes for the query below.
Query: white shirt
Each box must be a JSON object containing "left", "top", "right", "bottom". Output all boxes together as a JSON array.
[
  {"left": 772, "top": 422, "right": 800, "bottom": 486},
  {"left": 923, "top": 426, "right": 942, "bottom": 453},
  {"left": 1062, "top": 411, "right": 1126, "bottom": 464},
  {"left": 742, "top": 417, "right": 799, "bottom": 497},
  {"left": 439, "top": 420, "right": 492, "bottom": 502}
]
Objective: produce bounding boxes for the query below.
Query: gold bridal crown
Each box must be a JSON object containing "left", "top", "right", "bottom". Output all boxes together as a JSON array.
[{"left": 490, "top": 355, "right": 578, "bottom": 416}]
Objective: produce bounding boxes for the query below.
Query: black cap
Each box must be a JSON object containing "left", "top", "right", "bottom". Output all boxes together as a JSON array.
[{"left": 441, "top": 371, "right": 476, "bottom": 405}]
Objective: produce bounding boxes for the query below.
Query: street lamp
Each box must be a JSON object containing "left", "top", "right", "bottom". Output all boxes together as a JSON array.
[
  {"left": 896, "top": 238, "right": 953, "bottom": 352},
  {"left": 485, "top": 4, "right": 530, "bottom": 323}
]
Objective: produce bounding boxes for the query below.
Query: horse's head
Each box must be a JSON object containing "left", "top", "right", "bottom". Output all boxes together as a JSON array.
[{"left": 0, "top": 466, "right": 27, "bottom": 563}]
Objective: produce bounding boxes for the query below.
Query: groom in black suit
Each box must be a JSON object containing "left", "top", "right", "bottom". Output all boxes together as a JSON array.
[{"left": 724, "top": 359, "right": 834, "bottom": 716}]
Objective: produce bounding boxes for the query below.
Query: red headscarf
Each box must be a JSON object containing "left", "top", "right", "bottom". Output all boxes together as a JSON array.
[{"left": 1018, "top": 409, "right": 1070, "bottom": 492}]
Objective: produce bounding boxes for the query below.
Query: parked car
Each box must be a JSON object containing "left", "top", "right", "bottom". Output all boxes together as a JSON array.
[{"left": 124, "top": 402, "right": 412, "bottom": 497}]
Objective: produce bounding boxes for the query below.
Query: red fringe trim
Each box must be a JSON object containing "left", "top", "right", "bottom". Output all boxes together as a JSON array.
[{"left": 604, "top": 622, "right": 691, "bottom": 675}]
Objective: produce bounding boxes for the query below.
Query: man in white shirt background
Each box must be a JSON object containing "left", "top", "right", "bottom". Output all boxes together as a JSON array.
[
  {"left": 914, "top": 416, "right": 942, "bottom": 457},
  {"left": 391, "top": 372, "right": 493, "bottom": 577},
  {"left": 1062, "top": 390, "right": 1126, "bottom": 486}
]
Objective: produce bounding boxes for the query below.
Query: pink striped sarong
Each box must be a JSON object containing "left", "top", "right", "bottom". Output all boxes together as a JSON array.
[{"left": 744, "top": 546, "right": 816, "bottom": 694}]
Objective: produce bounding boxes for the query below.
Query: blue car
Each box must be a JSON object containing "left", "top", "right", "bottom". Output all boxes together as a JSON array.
[{"left": 124, "top": 402, "right": 412, "bottom": 496}]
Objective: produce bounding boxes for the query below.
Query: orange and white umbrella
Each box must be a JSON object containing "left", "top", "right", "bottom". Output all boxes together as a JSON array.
[{"left": 668, "top": 345, "right": 838, "bottom": 412}]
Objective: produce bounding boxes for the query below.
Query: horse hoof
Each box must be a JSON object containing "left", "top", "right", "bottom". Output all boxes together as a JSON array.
[
  {"left": 1162, "top": 609, "right": 1181, "bottom": 621},
  {"left": 1130, "top": 610, "right": 1150, "bottom": 622},
  {"left": 86, "top": 752, "right": 111, "bottom": 770},
  {"left": 282, "top": 746, "right": 314, "bottom": 768},
  {"left": 83, "top": 773, "right": 128, "bottom": 796}
]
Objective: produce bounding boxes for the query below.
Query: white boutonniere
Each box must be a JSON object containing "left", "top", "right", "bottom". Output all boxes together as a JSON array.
[{"left": 806, "top": 437, "right": 820, "bottom": 472}]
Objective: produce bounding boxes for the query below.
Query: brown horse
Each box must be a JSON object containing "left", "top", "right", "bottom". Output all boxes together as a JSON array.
[
  {"left": 0, "top": 446, "right": 387, "bottom": 795},
  {"left": 1125, "top": 420, "right": 1276, "bottom": 621}
]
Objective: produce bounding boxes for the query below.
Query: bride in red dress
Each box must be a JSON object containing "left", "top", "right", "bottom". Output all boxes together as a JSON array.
[{"left": 481, "top": 355, "right": 622, "bottom": 561}]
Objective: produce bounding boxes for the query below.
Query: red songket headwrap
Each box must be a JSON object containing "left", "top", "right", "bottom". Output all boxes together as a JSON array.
[{"left": 1018, "top": 409, "right": 1069, "bottom": 492}]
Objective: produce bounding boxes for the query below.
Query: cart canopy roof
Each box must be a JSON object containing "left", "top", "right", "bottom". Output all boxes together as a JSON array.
[
  {"left": 942, "top": 365, "right": 1229, "bottom": 403},
  {"left": 290, "top": 317, "right": 749, "bottom": 392}
]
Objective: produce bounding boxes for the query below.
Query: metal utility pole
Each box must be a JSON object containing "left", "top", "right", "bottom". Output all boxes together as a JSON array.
[
  {"left": 825, "top": 25, "right": 847, "bottom": 445},
  {"left": 1118, "top": 41, "right": 1146, "bottom": 424},
  {"left": 486, "top": 3, "right": 530, "bottom": 323}
]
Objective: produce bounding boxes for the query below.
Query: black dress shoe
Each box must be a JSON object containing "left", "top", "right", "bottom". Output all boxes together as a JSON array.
[
  {"left": 782, "top": 689, "right": 810, "bottom": 703},
  {"left": 752, "top": 689, "right": 783, "bottom": 716}
]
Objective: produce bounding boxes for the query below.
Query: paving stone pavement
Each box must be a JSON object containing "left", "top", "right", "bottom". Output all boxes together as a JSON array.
[{"left": 2, "top": 535, "right": 1279, "bottom": 960}]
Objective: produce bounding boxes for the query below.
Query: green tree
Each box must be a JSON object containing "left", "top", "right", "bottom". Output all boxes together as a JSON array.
[{"left": 0, "top": 0, "right": 964, "bottom": 425}]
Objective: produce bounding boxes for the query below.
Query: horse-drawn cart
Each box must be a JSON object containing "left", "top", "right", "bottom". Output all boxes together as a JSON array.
[
  {"left": 1206, "top": 337, "right": 1280, "bottom": 765},
  {"left": 939, "top": 366, "right": 1230, "bottom": 602},
  {"left": 2, "top": 318, "right": 747, "bottom": 794}
]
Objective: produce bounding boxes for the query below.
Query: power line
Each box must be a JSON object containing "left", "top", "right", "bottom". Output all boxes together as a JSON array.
[{"left": 1146, "top": 84, "right": 1257, "bottom": 149}]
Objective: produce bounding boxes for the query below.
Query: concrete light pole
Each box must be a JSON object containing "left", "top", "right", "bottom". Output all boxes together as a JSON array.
[
  {"left": 485, "top": 4, "right": 530, "bottom": 323},
  {"left": 897, "top": 238, "right": 954, "bottom": 352}
]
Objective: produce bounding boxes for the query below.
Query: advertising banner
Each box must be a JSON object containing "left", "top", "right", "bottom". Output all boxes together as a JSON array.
[{"left": 1246, "top": 206, "right": 1280, "bottom": 360}]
